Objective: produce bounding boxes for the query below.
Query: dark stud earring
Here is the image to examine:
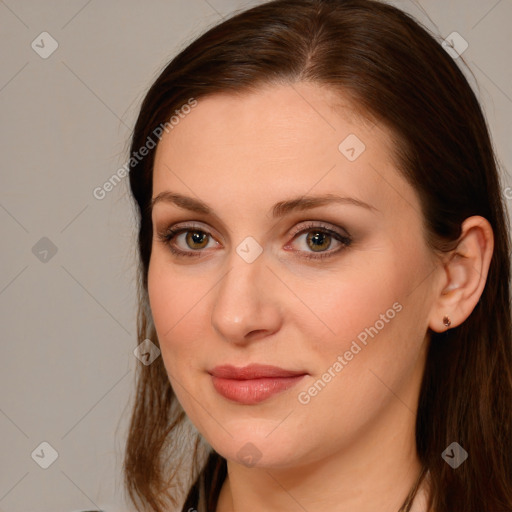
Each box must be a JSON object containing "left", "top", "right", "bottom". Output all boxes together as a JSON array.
[{"left": 443, "top": 315, "right": 451, "bottom": 327}]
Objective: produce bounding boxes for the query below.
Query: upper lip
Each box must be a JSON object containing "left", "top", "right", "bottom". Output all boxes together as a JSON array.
[{"left": 209, "top": 364, "right": 307, "bottom": 380}]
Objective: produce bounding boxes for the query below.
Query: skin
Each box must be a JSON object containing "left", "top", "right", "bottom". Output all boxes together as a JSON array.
[{"left": 147, "top": 82, "right": 494, "bottom": 512}]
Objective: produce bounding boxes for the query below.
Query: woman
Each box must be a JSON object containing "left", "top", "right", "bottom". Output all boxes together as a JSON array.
[{"left": 123, "top": 1, "right": 512, "bottom": 511}]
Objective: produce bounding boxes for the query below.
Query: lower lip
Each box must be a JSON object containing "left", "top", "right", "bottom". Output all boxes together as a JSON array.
[{"left": 211, "top": 375, "right": 306, "bottom": 405}]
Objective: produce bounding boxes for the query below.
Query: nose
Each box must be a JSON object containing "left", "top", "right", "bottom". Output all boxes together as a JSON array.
[{"left": 210, "top": 249, "right": 283, "bottom": 346}]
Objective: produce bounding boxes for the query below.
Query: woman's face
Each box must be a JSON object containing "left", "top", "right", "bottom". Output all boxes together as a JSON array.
[{"left": 148, "top": 83, "right": 440, "bottom": 469}]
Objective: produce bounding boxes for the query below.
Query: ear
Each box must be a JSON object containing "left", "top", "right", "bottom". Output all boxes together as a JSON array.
[{"left": 428, "top": 216, "right": 494, "bottom": 333}]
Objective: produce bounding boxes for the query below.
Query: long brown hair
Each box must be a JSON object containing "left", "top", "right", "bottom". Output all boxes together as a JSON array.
[{"left": 123, "top": 1, "right": 512, "bottom": 511}]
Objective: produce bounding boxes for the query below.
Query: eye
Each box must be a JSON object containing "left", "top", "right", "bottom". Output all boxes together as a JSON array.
[
  {"left": 156, "top": 224, "right": 218, "bottom": 258},
  {"left": 285, "top": 221, "right": 352, "bottom": 260},
  {"left": 156, "top": 221, "right": 351, "bottom": 260}
]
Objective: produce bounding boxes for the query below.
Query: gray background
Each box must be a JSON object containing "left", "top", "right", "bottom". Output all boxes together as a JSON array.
[{"left": 0, "top": 1, "right": 510, "bottom": 511}]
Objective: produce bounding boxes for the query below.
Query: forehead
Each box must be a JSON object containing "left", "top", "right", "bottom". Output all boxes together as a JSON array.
[
  {"left": 152, "top": 83, "right": 417, "bottom": 220},
  {"left": 156, "top": 83, "right": 379, "bottom": 161}
]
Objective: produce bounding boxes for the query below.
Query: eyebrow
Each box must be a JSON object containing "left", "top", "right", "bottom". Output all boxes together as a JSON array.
[{"left": 150, "top": 191, "right": 377, "bottom": 218}]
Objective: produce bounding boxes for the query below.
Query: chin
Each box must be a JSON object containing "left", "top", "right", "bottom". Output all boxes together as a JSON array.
[{"left": 203, "top": 424, "right": 305, "bottom": 469}]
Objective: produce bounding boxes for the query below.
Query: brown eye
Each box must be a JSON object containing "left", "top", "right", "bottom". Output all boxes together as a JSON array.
[
  {"left": 287, "top": 222, "right": 352, "bottom": 261},
  {"left": 305, "top": 231, "right": 333, "bottom": 252},
  {"left": 157, "top": 225, "right": 218, "bottom": 258},
  {"left": 185, "top": 230, "right": 210, "bottom": 250}
]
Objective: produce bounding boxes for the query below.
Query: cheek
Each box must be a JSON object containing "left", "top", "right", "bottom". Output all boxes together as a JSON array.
[
  {"left": 303, "top": 264, "right": 404, "bottom": 355},
  {"left": 296, "top": 253, "right": 428, "bottom": 401},
  {"left": 292, "top": 255, "right": 423, "bottom": 413},
  {"left": 147, "top": 257, "right": 208, "bottom": 372}
]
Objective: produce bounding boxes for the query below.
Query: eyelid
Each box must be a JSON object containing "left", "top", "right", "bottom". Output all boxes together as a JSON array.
[
  {"left": 287, "top": 220, "right": 350, "bottom": 239},
  {"left": 158, "top": 221, "right": 222, "bottom": 241}
]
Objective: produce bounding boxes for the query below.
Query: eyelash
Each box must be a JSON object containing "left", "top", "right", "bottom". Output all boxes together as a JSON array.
[{"left": 156, "top": 221, "right": 352, "bottom": 261}]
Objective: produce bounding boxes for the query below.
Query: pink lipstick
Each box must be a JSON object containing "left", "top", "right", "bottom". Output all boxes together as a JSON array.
[{"left": 209, "top": 364, "right": 307, "bottom": 405}]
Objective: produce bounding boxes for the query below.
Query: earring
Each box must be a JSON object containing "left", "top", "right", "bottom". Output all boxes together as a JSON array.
[{"left": 443, "top": 315, "right": 451, "bottom": 327}]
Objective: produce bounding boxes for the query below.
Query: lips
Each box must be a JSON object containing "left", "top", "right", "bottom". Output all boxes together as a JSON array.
[{"left": 209, "top": 364, "right": 307, "bottom": 405}]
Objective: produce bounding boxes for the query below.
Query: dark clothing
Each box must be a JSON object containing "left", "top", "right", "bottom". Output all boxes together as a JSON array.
[{"left": 182, "top": 451, "right": 227, "bottom": 512}]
